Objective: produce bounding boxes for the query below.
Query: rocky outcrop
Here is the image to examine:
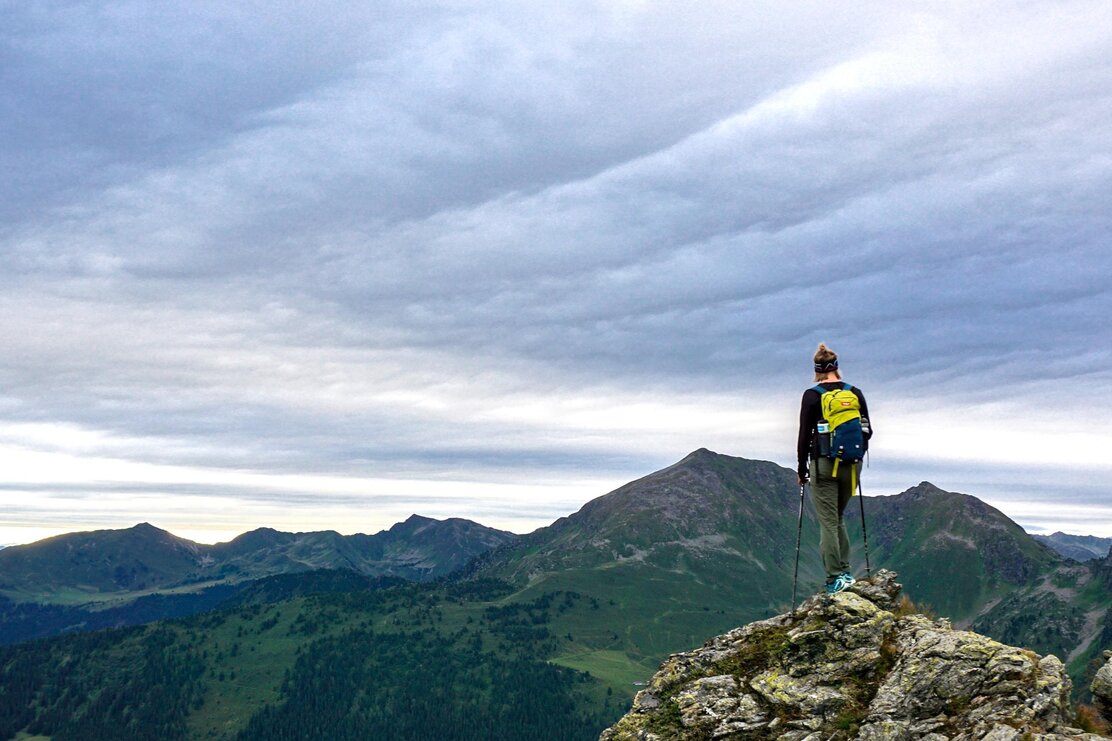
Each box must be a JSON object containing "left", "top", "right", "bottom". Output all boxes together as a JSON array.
[{"left": 601, "top": 570, "right": 1105, "bottom": 740}]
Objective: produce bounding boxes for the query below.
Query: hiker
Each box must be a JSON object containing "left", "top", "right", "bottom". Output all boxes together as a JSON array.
[{"left": 796, "top": 343, "right": 872, "bottom": 594}]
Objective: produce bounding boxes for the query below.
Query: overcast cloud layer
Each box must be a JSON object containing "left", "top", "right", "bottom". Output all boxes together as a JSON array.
[{"left": 2, "top": 1, "right": 1111, "bottom": 544}]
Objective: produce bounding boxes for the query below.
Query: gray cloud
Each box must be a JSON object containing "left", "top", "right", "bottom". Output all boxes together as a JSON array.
[{"left": 2, "top": 0, "right": 1112, "bottom": 540}]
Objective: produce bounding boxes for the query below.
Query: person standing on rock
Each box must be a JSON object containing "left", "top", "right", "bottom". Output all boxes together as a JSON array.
[{"left": 797, "top": 343, "right": 873, "bottom": 594}]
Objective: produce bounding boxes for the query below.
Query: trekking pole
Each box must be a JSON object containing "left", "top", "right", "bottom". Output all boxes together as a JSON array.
[
  {"left": 792, "top": 482, "right": 805, "bottom": 611},
  {"left": 856, "top": 467, "right": 872, "bottom": 578}
]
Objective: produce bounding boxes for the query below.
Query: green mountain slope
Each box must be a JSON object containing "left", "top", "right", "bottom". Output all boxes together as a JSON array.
[
  {"left": 484, "top": 449, "right": 802, "bottom": 581},
  {"left": 851, "top": 481, "right": 1062, "bottom": 621},
  {"left": 472, "top": 450, "right": 819, "bottom": 671},
  {"left": 0, "top": 570, "right": 409, "bottom": 646},
  {"left": 0, "top": 576, "right": 619, "bottom": 740},
  {"left": 971, "top": 550, "right": 1112, "bottom": 698}
]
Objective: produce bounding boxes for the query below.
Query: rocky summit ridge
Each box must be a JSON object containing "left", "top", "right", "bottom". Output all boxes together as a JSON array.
[{"left": 601, "top": 570, "right": 1110, "bottom": 740}]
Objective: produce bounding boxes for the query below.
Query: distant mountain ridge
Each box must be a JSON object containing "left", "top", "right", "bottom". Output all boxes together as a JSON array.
[
  {"left": 1035, "top": 532, "right": 1112, "bottom": 562},
  {"left": 0, "top": 515, "right": 517, "bottom": 603}
]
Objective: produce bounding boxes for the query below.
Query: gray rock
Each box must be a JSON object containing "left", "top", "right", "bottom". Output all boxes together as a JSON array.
[
  {"left": 672, "top": 678, "right": 769, "bottom": 737},
  {"left": 773, "top": 731, "right": 812, "bottom": 741},
  {"left": 846, "top": 567, "right": 902, "bottom": 610}
]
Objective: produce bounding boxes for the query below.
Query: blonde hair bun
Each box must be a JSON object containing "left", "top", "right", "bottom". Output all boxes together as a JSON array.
[{"left": 813, "top": 343, "right": 840, "bottom": 380}]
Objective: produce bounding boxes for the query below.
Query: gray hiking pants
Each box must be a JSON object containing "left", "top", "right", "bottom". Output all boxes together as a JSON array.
[{"left": 809, "top": 457, "right": 855, "bottom": 582}]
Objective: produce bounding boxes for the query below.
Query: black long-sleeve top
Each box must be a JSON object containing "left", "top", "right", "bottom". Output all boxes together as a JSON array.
[{"left": 796, "top": 381, "right": 873, "bottom": 479}]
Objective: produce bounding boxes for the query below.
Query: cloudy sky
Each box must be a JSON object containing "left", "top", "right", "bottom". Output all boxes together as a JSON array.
[{"left": 2, "top": 0, "right": 1111, "bottom": 545}]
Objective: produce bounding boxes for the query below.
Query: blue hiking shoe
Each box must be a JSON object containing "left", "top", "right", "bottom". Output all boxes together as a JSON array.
[{"left": 824, "top": 575, "right": 850, "bottom": 594}]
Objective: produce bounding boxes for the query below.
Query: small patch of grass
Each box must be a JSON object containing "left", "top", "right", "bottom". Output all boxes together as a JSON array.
[
  {"left": 710, "top": 625, "right": 792, "bottom": 681},
  {"left": 1051, "top": 571, "right": 1078, "bottom": 590},
  {"left": 893, "top": 594, "right": 938, "bottom": 620},
  {"left": 831, "top": 705, "right": 869, "bottom": 738},
  {"left": 893, "top": 594, "right": 918, "bottom": 617},
  {"left": 1076, "top": 704, "right": 1111, "bottom": 735},
  {"left": 643, "top": 698, "right": 687, "bottom": 736},
  {"left": 549, "top": 649, "right": 648, "bottom": 700}
]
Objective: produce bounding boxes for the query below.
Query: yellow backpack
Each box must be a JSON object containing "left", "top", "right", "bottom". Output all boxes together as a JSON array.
[{"left": 814, "top": 383, "right": 865, "bottom": 481}]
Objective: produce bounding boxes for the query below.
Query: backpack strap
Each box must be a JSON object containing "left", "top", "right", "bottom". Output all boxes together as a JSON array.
[{"left": 812, "top": 385, "right": 828, "bottom": 422}]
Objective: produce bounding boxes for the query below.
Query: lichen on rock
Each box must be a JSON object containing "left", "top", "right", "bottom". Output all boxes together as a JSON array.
[{"left": 600, "top": 570, "right": 1107, "bottom": 740}]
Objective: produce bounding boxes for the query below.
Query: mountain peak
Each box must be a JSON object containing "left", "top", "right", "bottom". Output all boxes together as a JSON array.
[
  {"left": 672, "top": 447, "right": 772, "bottom": 470},
  {"left": 603, "top": 570, "right": 1088, "bottom": 740},
  {"left": 906, "top": 481, "right": 948, "bottom": 496},
  {"left": 127, "top": 522, "right": 172, "bottom": 535},
  {"left": 386, "top": 514, "right": 438, "bottom": 535},
  {"left": 678, "top": 447, "right": 717, "bottom": 462},
  {"left": 123, "top": 523, "right": 196, "bottom": 546},
  {"left": 226, "top": 527, "right": 291, "bottom": 543}
]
